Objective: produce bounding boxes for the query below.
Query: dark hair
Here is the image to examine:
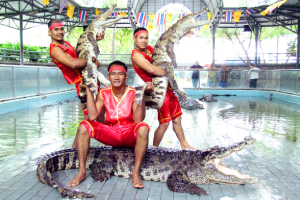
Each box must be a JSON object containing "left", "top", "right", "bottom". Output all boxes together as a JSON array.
[
  {"left": 48, "top": 19, "right": 62, "bottom": 28},
  {"left": 107, "top": 60, "right": 128, "bottom": 72},
  {"left": 249, "top": 63, "right": 254, "bottom": 67},
  {"left": 133, "top": 27, "right": 148, "bottom": 36}
]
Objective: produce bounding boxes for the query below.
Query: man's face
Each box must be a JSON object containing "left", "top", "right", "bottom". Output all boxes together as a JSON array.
[
  {"left": 133, "top": 32, "right": 149, "bottom": 50},
  {"left": 49, "top": 26, "right": 65, "bottom": 42},
  {"left": 107, "top": 66, "right": 128, "bottom": 88},
  {"left": 195, "top": 61, "right": 199, "bottom": 66}
]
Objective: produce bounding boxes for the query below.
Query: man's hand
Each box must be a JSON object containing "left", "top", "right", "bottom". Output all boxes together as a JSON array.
[
  {"left": 92, "top": 57, "right": 101, "bottom": 68},
  {"left": 96, "top": 30, "right": 105, "bottom": 41},
  {"left": 145, "top": 82, "right": 154, "bottom": 94},
  {"left": 78, "top": 83, "right": 88, "bottom": 92}
]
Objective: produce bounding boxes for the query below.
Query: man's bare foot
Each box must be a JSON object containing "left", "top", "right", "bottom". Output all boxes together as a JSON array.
[
  {"left": 181, "top": 144, "right": 196, "bottom": 150},
  {"left": 132, "top": 172, "right": 144, "bottom": 189},
  {"left": 68, "top": 172, "right": 86, "bottom": 187}
]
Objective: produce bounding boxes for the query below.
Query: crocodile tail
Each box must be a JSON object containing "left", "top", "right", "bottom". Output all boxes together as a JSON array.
[{"left": 36, "top": 148, "right": 99, "bottom": 198}]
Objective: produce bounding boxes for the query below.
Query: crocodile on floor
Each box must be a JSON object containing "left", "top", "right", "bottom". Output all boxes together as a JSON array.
[
  {"left": 76, "top": 3, "right": 123, "bottom": 107},
  {"left": 36, "top": 136, "right": 257, "bottom": 198},
  {"left": 179, "top": 96, "right": 204, "bottom": 110},
  {"left": 135, "top": 6, "right": 210, "bottom": 109}
]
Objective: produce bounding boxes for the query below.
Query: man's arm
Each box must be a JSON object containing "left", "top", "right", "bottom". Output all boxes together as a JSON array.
[
  {"left": 132, "top": 93, "right": 146, "bottom": 124},
  {"left": 132, "top": 53, "right": 165, "bottom": 76},
  {"left": 79, "top": 84, "right": 104, "bottom": 121},
  {"left": 51, "top": 47, "right": 86, "bottom": 69}
]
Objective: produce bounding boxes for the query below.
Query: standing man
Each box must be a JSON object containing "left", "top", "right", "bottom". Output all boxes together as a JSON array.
[
  {"left": 189, "top": 61, "right": 203, "bottom": 88},
  {"left": 219, "top": 63, "right": 231, "bottom": 88},
  {"left": 48, "top": 19, "right": 104, "bottom": 118},
  {"left": 68, "top": 61, "right": 150, "bottom": 189},
  {"left": 131, "top": 27, "right": 195, "bottom": 150},
  {"left": 248, "top": 63, "right": 260, "bottom": 88}
]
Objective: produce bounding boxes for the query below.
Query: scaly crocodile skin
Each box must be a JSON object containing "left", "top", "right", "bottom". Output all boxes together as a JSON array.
[
  {"left": 36, "top": 136, "right": 257, "bottom": 198},
  {"left": 76, "top": 4, "right": 122, "bottom": 107},
  {"left": 179, "top": 97, "right": 204, "bottom": 110},
  {"left": 199, "top": 94, "right": 218, "bottom": 102}
]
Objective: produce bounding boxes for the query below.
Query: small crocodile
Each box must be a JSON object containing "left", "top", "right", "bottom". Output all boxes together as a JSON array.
[
  {"left": 179, "top": 97, "right": 204, "bottom": 110},
  {"left": 36, "top": 136, "right": 257, "bottom": 198},
  {"left": 199, "top": 94, "right": 218, "bottom": 102},
  {"left": 76, "top": 4, "right": 123, "bottom": 107},
  {"left": 135, "top": 7, "right": 210, "bottom": 109}
]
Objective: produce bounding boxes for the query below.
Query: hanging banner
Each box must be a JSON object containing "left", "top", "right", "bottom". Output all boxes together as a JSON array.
[
  {"left": 136, "top": 13, "right": 146, "bottom": 24},
  {"left": 158, "top": 24, "right": 166, "bottom": 32},
  {"left": 200, "top": 24, "right": 209, "bottom": 32},
  {"left": 260, "top": 0, "right": 287, "bottom": 15},
  {"left": 166, "top": 13, "right": 172, "bottom": 21},
  {"left": 245, "top": 8, "right": 256, "bottom": 15},
  {"left": 119, "top": 12, "right": 127, "bottom": 17},
  {"left": 109, "top": 12, "right": 118, "bottom": 17},
  {"left": 207, "top": 12, "right": 212, "bottom": 20},
  {"left": 234, "top": 11, "right": 242, "bottom": 22},
  {"left": 42, "top": 0, "right": 49, "bottom": 5},
  {"left": 149, "top": 13, "right": 154, "bottom": 20},
  {"left": 157, "top": 13, "right": 166, "bottom": 24},
  {"left": 66, "top": 4, "right": 75, "bottom": 19},
  {"left": 147, "top": 22, "right": 154, "bottom": 32},
  {"left": 166, "top": 22, "right": 173, "bottom": 30},
  {"left": 79, "top": 10, "right": 88, "bottom": 22},
  {"left": 95, "top": 8, "right": 102, "bottom": 15},
  {"left": 140, "top": 22, "right": 147, "bottom": 28},
  {"left": 58, "top": 1, "right": 67, "bottom": 14},
  {"left": 224, "top": 11, "right": 233, "bottom": 22}
]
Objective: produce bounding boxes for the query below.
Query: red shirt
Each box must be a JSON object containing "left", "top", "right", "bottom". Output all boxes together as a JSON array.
[
  {"left": 50, "top": 41, "right": 82, "bottom": 84},
  {"left": 131, "top": 46, "right": 153, "bottom": 82},
  {"left": 100, "top": 86, "right": 136, "bottom": 126}
]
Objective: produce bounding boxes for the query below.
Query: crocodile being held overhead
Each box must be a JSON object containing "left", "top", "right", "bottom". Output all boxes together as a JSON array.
[
  {"left": 135, "top": 7, "right": 210, "bottom": 109},
  {"left": 36, "top": 136, "right": 258, "bottom": 198}
]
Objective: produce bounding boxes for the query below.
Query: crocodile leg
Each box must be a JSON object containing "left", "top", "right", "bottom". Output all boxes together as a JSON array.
[
  {"left": 135, "top": 84, "right": 148, "bottom": 105},
  {"left": 87, "top": 31, "right": 100, "bottom": 55},
  {"left": 167, "top": 171, "right": 208, "bottom": 196},
  {"left": 90, "top": 155, "right": 117, "bottom": 182}
]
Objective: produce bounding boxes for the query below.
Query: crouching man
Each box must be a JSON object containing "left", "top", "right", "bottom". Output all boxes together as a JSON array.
[{"left": 68, "top": 61, "right": 150, "bottom": 189}]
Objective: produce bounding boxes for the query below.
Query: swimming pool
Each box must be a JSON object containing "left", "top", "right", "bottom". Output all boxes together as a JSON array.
[{"left": 0, "top": 95, "right": 300, "bottom": 199}]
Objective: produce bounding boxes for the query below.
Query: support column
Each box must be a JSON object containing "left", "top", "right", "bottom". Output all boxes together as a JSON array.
[
  {"left": 19, "top": 14, "right": 24, "bottom": 65},
  {"left": 254, "top": 24, "right": 259, "bottom": 66},
  {"left": 297, "top": 20, "right": 299, "bottom": 69},
  {"left": 212, "top": 24, "right": 216, "bottom": 65}
]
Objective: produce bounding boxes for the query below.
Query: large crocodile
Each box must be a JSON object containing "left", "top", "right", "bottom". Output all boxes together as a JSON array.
[
  {"left": 179, "top": 96, "right": 204, "bottom": 110},
  {"left": 135, "top": 7, "right": 210, "bottom": 109},
  {"left": 76, "top": 4, "right": 123, "bottom": 107},
  {"left": 36, "top": 136, "right": 257, "bottom": 198}
]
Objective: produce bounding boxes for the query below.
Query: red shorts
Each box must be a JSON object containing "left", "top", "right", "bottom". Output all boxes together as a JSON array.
[
  {"left": 75, "top": 81, "right": 101, "bottom": 116},
  {"left": 157, "top": 88, "right": 182, "bottom": 124},
  {"left": 81, "top": 120, "right": 150, "bottom": 148}
]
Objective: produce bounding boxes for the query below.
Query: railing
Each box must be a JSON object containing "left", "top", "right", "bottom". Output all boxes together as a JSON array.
[
  {"left": 0, "top": 65, "right": 74, "bottom": 101},
  {"left": 1, "top": 66, "right": 300, "bottom": 101},
  {"left": 0, "top": 48, "right": 297, "bottom": 65}
]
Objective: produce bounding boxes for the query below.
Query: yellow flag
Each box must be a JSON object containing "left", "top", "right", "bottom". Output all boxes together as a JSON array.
[
  {"left": 166, "top": 13, "right": 172, "bottom": 21},
  {"left": 200, "top": 24, "right": 209, "bottom": 32},
  {"left": 166, "top": 22, "right": 173, "bottom": 29},
  {"left": 207, "top": 12, "right": 212, "bottom": 20},
  {"left": 234, "top": 11, "right": 242, "bottom": 22},
  {"left": 260, "top": 0, "right": 287, "bottom": 16},
  {"left": 67, "top": 4, "right": 75, "bottom": 19},
  {"left": 95, "top": 8, "right": 102, "bottom": 15},
  {"left": 42, "top": 0, "right": 49, "bottom": 5},
  {"left": 147, "top": 22, "right": 154, "bottom": 32},
  {"left": 149, "top": 13, "right": 154, "bottom": 20},
  {"left": 119, "top": 12, "right": 127, "bottom": 17}
]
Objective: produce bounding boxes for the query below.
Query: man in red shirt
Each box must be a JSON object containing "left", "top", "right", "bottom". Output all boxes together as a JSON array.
[
  {"left": 68, "top": 61, "right": 150, "bottom": 189},
  {"left": 48, "top": 19, "right": 103, "bottom": 118},
  {"left": 131, "top": 28, "right": 195, "bottom": 150}
]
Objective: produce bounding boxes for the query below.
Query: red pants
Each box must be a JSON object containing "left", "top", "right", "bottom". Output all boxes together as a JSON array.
[
  {"left": 157, "top": 88, "right": 182, "bottom": 124},
  {"left": 81, "top": 120, "right": 150, "bottom": 148}
]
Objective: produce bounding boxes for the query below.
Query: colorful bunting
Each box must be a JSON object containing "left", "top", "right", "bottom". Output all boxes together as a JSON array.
[
  {"left": 207, "top": 12, "right": 212, "bottom": 20},
  {"left": 260, "top": 0, "right": 287, "bottom": 16},
  {"left": 195, "top": 26, "right": 201, "bottom": 31},
  {"left": 79, "top": 10, "right": 88, "bottom": 22},
  {"left": 136, "top": 12, "right": 146, "bottom": 24},
  {"left": 158, "top": 24, "right": 166, "bottom": 32},
  {"left": 166, "top": 13, "right": 172, "bottom": 21},
  {"left": 200, "top": 24, "right": 209, "bottom": 32},
  {"left": 66, "top": 3, "right": 75, "bottom": 19},
  {"left": 119, "top": 12, "right": 127, "bottom": 17},
  {"left": 147, "top": 22, "right": 154, "bottom": 32},
  {"left": 166, "top": 22, "right": 173, "bottom": 30},
  {"left": 245, "top": 8, "right": 256, "bottom": 15},
  {"left": 179, "top": 13, "right": 187, "bottom": 19},
  {"left": 58, "top": 1, "right": 67, "bottom": 14},
  {"left": 140, "top": 22, "right": 147, "bottom": 28},
  {"left": 95, "top": 8, "right": 102, "bottom": 15},
  {"left": 157, "top": 13, "right": 166, "bottom": 24},
  {"left": 224, "top": 11, "right": 233, "bottom": 22},
  {"left": 149, "top": 13, "right": 154, "bottom": 20},
  {"left": 42, "top": 0, "right": 49, "bottom": 5},
  {"left": 109, "top": 12, "right": 118, "bottom": 17},
  {"left": 234, "top": 11, "right": 242, "bottom": 22}
]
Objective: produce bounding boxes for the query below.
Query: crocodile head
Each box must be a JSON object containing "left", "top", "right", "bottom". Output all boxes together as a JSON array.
[
  {"left": 172, "top": 6, "right": 210, "bottom": 37},
  {"left": 90, "top": 3, "right": 123, "bottom": 38}
]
